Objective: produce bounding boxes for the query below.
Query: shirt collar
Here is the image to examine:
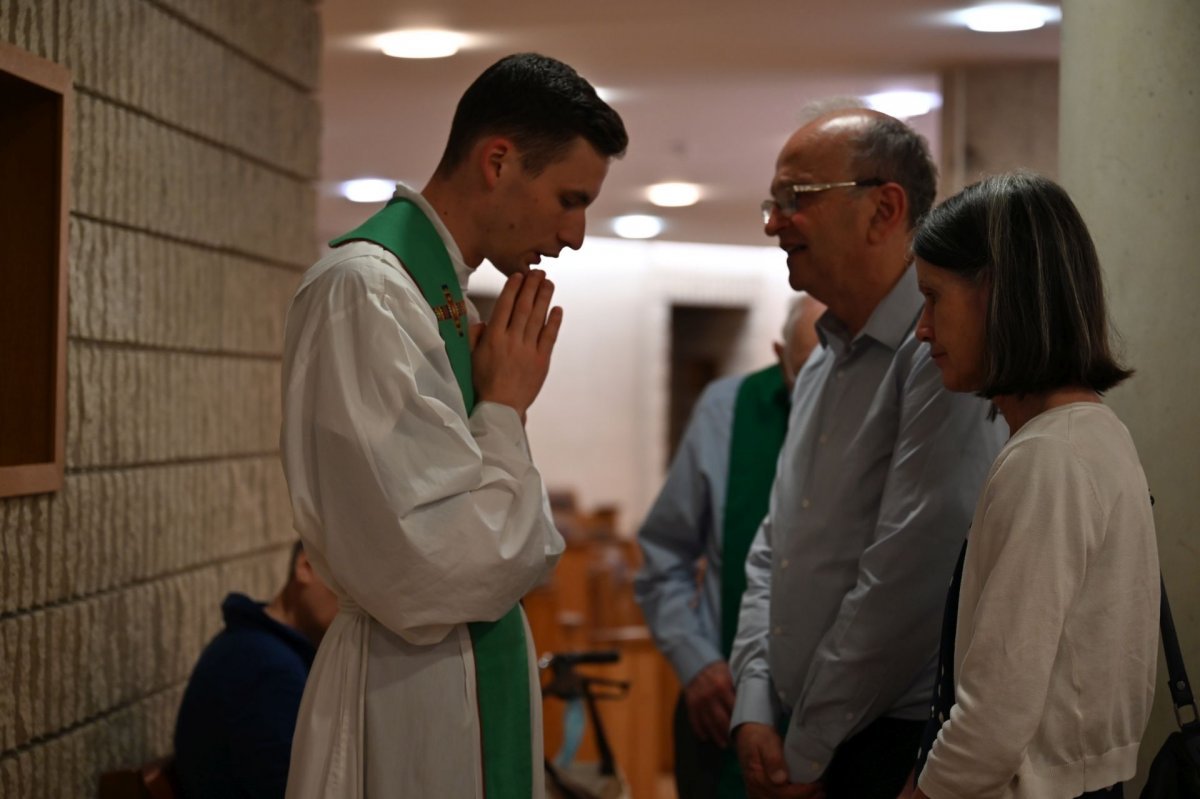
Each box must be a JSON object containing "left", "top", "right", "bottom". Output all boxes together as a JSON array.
[
  {"left": 816, "top": 264, "right": 922, "bottom": 355},
  {"left": 390, "top": 182, "right": 474, "bottom": 288}
]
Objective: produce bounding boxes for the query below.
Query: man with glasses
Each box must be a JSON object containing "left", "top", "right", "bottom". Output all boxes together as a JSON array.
[{"left": 728, "top": 107, "right": 1004, "bottom": 799}]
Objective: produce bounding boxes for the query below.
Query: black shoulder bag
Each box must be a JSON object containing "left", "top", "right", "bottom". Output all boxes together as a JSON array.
[{"left": 1141, "top": 576, "right": 1200, "bottom": 798}]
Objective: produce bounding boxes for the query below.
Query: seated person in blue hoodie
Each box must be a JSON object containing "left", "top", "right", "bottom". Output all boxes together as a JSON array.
[{"left": 174, "top": 542, "right": 338, "bottom": 799}]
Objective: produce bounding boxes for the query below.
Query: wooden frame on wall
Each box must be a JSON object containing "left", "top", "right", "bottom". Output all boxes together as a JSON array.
[{"left": 0, "top": 43, "right": 71, "bottom": 498}]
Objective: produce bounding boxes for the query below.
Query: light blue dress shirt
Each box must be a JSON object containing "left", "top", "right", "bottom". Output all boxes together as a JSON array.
[
  {"left": 729, "top": 266, "right": 1006, "bottom": 782},
  {"left": 634, "top": 374, "right": 742, "bottom": 686}
]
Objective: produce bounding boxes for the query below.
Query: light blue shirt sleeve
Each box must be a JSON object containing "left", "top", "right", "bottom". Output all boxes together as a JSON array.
[
  {"left": 729, "top": 517, "right": 782, "bottom": 729},
  {"left": 634, "top": 376, "right": 739, "bottom": 686}
]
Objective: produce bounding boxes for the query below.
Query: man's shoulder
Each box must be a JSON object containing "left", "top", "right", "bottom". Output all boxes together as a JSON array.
[
  {"left": 691, "top": 372, "right": 746, "bottom": 423},
  {"left": 704, "top": 372, "right": 747, "bottom": 402},
  {"left": 290, "top": 243, "right": 430, "bottom": 329},
  {"left": 879, "top": 327, "right": 950, "bottom": 402},
  {"left": 891, "top": 327, "right": 933, "bottom": 374},
  {"left": 193, "top": 599, "right": 314, "bottom": 681},
  {"left": 302, "top": 242, "right": 414, "bottom": 291},
  {"left": 179, "top": 634, "right": 307, "bottom": 728}
]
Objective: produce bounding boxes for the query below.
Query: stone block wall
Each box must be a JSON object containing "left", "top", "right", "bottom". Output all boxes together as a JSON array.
[{"left": 0, "top": 1, "right": 319, "bottom": 795}]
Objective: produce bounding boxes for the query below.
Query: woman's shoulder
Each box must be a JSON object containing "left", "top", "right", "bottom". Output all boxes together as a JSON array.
[
  {"left": 1014, "top": 403, "right": 1137, "bottom": 468},
  {"left": 991, "top": 402, "right": 1145, "bottom": 509}
]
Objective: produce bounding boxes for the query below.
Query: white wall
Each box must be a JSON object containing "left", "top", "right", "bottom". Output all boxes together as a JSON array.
[{"left": 472, "top": 237, "right": 792, "bottom": 535}]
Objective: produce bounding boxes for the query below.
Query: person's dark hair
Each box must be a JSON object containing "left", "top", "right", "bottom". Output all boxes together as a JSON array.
[
  {"left": 913, "top": 171, "right": 1133, "bottom": 397},
  {"left": 846, "top": 115, "right": 938, "bottom": 228},
  {"left": 435, "top": 52, "right": 628, "bottom": 177}
]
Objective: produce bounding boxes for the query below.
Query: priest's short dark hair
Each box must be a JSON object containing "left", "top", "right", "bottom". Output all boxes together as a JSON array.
[{"left": 436, "top": 52, "right": 628, "bottom": 176}]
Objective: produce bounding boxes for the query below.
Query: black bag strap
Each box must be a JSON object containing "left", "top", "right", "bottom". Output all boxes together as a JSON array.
[{"left": 1160, "top": 575, "right": 1199, "bottom": 731}]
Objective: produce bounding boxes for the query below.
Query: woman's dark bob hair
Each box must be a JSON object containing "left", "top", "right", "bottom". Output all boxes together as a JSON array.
[{"left": 913, "top": 171, "right": 1132, "bottom": 398}]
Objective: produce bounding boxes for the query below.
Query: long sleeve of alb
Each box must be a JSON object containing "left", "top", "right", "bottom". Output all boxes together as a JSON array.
[{"left": 281, "top": 255, "right": 564, "bottom": 646}]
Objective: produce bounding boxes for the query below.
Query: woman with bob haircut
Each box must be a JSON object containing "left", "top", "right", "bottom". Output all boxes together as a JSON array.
[{"left": 904, "top": 172, "right": 1159, "bottom": 799}]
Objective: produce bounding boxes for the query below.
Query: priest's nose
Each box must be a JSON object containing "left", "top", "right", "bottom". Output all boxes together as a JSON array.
[{"left": 559, "top": 215, "right": 585, "bottom": 251}]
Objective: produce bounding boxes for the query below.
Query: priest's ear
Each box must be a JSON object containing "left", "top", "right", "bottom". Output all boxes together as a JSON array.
[{"left": 477, "top": 136, "right": 521, "bottom": 188}]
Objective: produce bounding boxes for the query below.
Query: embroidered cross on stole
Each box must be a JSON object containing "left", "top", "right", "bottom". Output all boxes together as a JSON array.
[
  {"left": 330, "top": 197, "right": 533, "bottom": 799},
  {"left": 433, "top": 285, "right": 469, "bottom": 335}
]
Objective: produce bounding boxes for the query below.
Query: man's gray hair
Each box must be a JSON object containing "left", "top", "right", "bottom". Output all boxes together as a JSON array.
[
  {"left": 793, "top": 97, "right": 938, "bottom": 228},
  {"left": 847, "top": 116, "right": 938, "bottom": 227}
]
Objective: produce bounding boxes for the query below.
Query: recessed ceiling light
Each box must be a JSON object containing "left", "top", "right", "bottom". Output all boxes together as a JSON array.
[
  {"left": 955, "top": 3, "right": 1060, "bottom": 33},
  {"left": 863, "top": 91, "right": 943, "bottom": 119},
  {"left": 339, "top": 178, "right": 395, "bottom": 203},
  {"left": 647, "top": 182, "right": 702, "bottom": 208},
  {"left": 612, "top": 214, "right": 664, "bottom": 240},
  {"left": 377, "top": 30, "right": 467, "bottom": 59}
]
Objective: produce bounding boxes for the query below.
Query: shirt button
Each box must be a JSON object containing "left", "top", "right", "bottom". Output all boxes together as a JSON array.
[
  {"left": 845, "top": 712, "right": 854, "bottom": 721},
  {"left": 818, "top": 433, "right": 828, "bottom": 444},
  {"left": 801, "top": 498, "right": 811, "bottom": 509},
  {"left": 781, "top": 558, "right": 790, "bottom": 569},
  {"left": 773, "top": 626, "right": 783, "bottom": 635}
]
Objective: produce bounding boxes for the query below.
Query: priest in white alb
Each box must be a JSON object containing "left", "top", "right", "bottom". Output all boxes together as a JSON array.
[{"left": 279, "top": 53, "right": 628, "bottom": 798}]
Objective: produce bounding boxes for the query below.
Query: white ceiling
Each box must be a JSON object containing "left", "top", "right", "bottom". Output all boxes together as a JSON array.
[{"left": 317, "top": 1, "right": 1060, "bottom": 248}]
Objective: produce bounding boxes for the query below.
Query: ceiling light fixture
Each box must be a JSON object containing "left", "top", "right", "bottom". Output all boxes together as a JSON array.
[
  {"left": 377, "top": 30, "right": 467, "bottom": 59},
  {"left": 955, "top": 3, "right": 1061, "bottom": 33},
  {"left": 339, "top": 178, "right": 395, "bottom": 203},
  {"left": 647, "top": 182, "right": 702, "bottom": 208},
  {"left": 612, "top": 214, "right": 664, "bottom": 240},
  {"left": 863, "top": 90, "right": 943, "bottom": 119}
]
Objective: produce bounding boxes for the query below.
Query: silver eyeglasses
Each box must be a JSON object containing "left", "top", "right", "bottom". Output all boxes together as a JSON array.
[{"left": 761, "top": 178, "right": 887, "bottom": 223}]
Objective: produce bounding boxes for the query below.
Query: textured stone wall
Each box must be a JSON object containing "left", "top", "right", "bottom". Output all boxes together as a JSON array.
[{"left": 0, "top": 1, "right": 319, "bottom": 795}]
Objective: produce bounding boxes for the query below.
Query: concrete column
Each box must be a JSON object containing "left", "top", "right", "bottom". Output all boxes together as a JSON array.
[
  {"left": 1060, "top": 1, "right": 1200, "bottom": 792},
  {"left": 939, "top": 63, "right": 1059, "bottom": 198}
]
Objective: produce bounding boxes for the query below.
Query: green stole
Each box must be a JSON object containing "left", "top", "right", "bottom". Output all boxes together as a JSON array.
[
  {"left": 330, "top": 198, "right": 533, "bottom": 799},
  {"left": 717, "top": 364, "right": 791, "bottom": 798}
]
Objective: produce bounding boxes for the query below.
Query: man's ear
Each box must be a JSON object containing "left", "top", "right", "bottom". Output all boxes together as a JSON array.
[
  {"left": 478, "top": 136, "right": 517, "bottom": 189},
  {"left": 294, "top": 549, "right": 315, "bottom": 586},
  {"left": 866, "top": 182, "right": 909, "bottom": 245}
]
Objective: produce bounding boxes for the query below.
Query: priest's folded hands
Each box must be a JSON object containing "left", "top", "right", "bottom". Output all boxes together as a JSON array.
[{"left": 470, "top": 269, "right": 562, "bottom": 422}]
